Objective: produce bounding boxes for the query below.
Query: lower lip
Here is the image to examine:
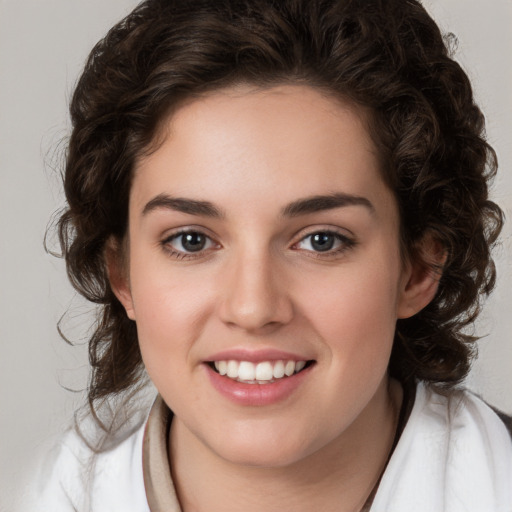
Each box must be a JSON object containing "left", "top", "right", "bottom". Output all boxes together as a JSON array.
[{"left": 204, "top": 363, "right": 313, "bottom": 406}]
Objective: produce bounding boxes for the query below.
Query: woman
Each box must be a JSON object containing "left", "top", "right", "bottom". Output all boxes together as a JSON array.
[{"left": 37, "top": 0, "right": 512, "bottom": 510}]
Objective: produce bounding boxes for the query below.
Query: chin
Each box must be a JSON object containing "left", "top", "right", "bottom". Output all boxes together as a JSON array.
[
  {"left": 207, "top": 424, "right": 321, "bottom": 469},
  {"left": 220, "top": 443, "right": 309, "bottom": 469}
]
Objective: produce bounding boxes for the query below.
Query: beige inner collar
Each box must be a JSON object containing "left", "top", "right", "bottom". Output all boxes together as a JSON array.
[
  {"left": 142, "top": 395, "right": 181, "bottom": 512},
  {"left": 141, "top": 385, "right": 415, "bottom": 511}
]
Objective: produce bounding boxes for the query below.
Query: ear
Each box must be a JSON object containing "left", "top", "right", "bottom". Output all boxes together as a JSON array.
[
  {"left": 105, "top": 237, "right": 136, "bottom": 321},
  {"left": 397, "top": 235, "right": 446, "bottom": 319}
]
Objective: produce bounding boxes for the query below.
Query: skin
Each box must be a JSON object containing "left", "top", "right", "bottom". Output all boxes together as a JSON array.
[{"left": 111, "top": 85, "right": 441, "bottom": 511}]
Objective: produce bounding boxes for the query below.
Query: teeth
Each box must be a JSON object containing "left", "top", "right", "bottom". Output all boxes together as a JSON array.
[
  {"left": 238, "top": 361, "right": 256, "bottom": 381},
  {"left": 211, "top": 359, "right": 309, "bottom": 383},
  {"left": 285, "top": 360, "right": 295, "bottom": 377},
  {"left": 255, "top": 361, "right": 273, "bottom": 380},
  {"left": 295, "top": 361, "right": 306, "bottom": 372},
  {"left": 217, "top": 360, "right": 227, "bottom": 376},
  {"left": 227, "top": 360, "right": 238, "bottom": 379},
  {"left": 273, "top": 360, "right": 285, "bottom": 378}
]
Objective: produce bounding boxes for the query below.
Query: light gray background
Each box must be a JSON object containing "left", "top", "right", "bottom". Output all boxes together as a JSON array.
[{"left": 1, "top": 1, "right": 511, "bottom": 510}]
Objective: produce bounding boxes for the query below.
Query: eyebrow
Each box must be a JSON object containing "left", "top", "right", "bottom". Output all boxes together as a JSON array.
[
  {"left": 281, "top": 193, "right": 375, "bottom": 217},
  {"left": 142, "top": 194, "right": 224, "bottom": 218},
  {"left": 141, "top": 192, "right": 374, "bottom": 219}
]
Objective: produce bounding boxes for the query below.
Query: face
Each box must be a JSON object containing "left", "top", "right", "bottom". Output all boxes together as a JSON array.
[{"left": 114, "top": 85, "right": 431, "bottom": 468}]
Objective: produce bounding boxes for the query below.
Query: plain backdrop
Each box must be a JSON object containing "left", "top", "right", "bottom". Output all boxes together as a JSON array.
[{"left": 1, "top": 1, "right": 511, "bottom": 510}]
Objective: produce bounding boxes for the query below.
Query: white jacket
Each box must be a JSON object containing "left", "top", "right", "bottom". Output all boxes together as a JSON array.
[{"left": 31, "top": 383, "right": 512, "bottom": 512}]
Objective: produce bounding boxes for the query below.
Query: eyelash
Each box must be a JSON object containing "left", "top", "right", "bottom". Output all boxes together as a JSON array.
[
  {"left": 161, "top": 230, "right": 219, "bottom": 260},
  {"left": 160, "top": 228, "right": 356, "bottom": 261},
  {"left": 292, "top": 230, "right": 356, "bottom": 259}
]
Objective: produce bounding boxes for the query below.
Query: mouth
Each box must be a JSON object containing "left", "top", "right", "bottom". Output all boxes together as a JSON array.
[{"left": 207, "top": 359, "right": 315, "bottom": 384}]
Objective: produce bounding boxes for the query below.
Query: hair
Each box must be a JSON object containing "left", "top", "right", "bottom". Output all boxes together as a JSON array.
[{"left": 56, "top": 0, "right": 503, "bottom": 415}]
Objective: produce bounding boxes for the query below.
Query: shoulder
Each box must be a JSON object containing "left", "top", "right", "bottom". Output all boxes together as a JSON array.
[
  {"left": 372, "top": 382, "right": 512, "bottom": 512},
  {"left": 32, "top": 418, "right": 150, "bottom": 512},
  {"left": 420, "top": 383, "right": 512, "bottom": 450},
  {"left": 487, "top": 403, "right": 512, "bottom": 439},
  {"left": 418, "top": 384, "right": 512, "bottom": 489}
]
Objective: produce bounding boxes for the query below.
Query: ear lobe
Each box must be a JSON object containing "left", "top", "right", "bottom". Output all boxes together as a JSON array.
[
  {"left": 397, "top": 236, "right": 446, "bottom": 319},
  {"left": 105, "top": 238, "right": 136, "bottom": 321}
]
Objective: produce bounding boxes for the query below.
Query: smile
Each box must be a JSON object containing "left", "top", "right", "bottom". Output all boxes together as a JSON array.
[{"left": 212, "top": 360, "right": 309, "bottom": 384}]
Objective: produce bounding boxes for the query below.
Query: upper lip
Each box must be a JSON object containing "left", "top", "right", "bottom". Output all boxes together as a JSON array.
[{"left": 205, "top": 348, "right": 313, "bottom": 363}]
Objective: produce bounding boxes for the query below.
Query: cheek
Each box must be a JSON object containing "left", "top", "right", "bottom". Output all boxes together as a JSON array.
[
  {"left": 128, "top": 260, "right": 215, "bottom": 375},
  {"left": 297, "top": 261, "right": 401, "bottom": 429},
  {"left": 302, "top": 257, "right": 401, "bottom": 363}
]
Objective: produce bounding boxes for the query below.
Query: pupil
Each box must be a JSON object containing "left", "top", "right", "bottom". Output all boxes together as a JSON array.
[
  {"left": 311, "top": 233, "right": 334, "bottom": 252},
  {"left": 182, "top": 233, "right": 205, "bottom": 252}
]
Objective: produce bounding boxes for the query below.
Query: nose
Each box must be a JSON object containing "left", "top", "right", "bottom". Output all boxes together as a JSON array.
[{"left": 218, "top": 249, "right": 294, "bottom": 333}]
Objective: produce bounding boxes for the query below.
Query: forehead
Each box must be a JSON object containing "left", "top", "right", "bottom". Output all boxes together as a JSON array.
[{"left": 132, "top": 84, "right": 389, "bottom": 215}]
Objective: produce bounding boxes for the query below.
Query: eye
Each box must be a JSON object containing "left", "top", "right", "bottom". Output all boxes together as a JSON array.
[
  {"left": 163, "top": 230, "right": 217, "bottom": 256},
  {"left": 295, "top": 231, "right": 354, "bottom": 254}
]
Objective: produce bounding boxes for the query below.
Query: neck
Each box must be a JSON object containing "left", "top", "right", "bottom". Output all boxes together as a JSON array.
[{"left": 169, "top": 378, "right": 402, "bottom": 512}]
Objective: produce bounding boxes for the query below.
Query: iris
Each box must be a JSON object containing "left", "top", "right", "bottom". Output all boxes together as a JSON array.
[{"left": 311, "top": 233, "right": 335, "bottom": 252}]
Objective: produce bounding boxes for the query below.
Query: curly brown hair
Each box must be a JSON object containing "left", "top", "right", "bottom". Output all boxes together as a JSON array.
[{"left": 56, "top": 0, "right": 503, "bottom": 411}]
